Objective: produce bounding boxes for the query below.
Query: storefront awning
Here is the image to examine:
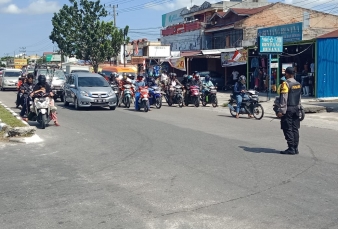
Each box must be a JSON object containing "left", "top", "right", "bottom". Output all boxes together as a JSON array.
[
  {"left": 180, "top": 51, "right": 202, "bottom": 57},
  {"left": 201, "top": 47, "right": 243, "bottom": 55}
]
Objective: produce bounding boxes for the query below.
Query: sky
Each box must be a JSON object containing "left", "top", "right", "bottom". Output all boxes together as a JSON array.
[{"left": 0, "top": 0, "right": 337, "bottom": 57}]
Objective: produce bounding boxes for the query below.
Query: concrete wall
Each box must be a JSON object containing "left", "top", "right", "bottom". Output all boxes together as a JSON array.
[
  {"left": 236, "top": 3, "right": 338, "bottom": 43},
  {"left": 223, "top": 0, "right": 269, "bottom": 10}
]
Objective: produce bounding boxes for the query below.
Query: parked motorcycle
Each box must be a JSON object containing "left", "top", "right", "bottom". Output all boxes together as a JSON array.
[
  {"left": 27, "top": 95, "right": 52, "bottom": 129},
  {"left": 228, "top": 90, "right": 264, "bottom": 120},
  {"left": 148, "top": 86, "right": 162, "bottom": 109},
  {"left": 137, "top": 86, "right": 150, "bottom": 112},
  {"left": 273, "top": 96, "right": 305, "bottom": 121},
  {"left": 119, "top": 84, "right": 134, "bottom": 108},
  {"left": 167, "top": 85, "right": 184, "bottom": 107},
  {"left": 185, "top": 85, "right": 200, "bottom": 107},
  {"left": 201, "top": 85, "right": 218, "bottom": 107}
]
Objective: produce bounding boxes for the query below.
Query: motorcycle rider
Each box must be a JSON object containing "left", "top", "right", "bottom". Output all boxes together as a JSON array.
[
  {"left": 118, "top": 73, "right": 134, "bottom": 105},
  {"left": 19, "top": 74, "right": 35, "bottom": 119},
  {"left": 277, "top": 67, "right": 302, "bottom": 155},
  {"left": 30, "top": 75, "right": 60, "bottom": 126},
  {"left": 191, "top": 72, "right": 202, "bottom": 88},
  {"left": 167, "top": 73, "right": 183, "bottom": 104},
  {"left": 134, "top": 75, "right": 150, "bottom": 111},
  {"left": 233, "top": 75, "right": 253, "bottom": 119},
  {"left": 201, "top": 75, "right": 215, "bottom": 103},
  {"left": 277, "top": 76, "right": 286, "bottom": 95}
]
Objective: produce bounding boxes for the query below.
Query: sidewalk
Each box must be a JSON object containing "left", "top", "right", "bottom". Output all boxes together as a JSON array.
[{"left": 216, "top": 91, "right": 338, "bottom": 114}]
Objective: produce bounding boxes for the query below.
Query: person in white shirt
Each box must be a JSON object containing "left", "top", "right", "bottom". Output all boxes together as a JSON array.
[{"left": 232, "top": 70, "right": 239, "bottom": 84}]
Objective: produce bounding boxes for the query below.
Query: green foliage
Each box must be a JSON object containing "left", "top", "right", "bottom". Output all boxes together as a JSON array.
[{"left": 50, "top": 0, "right": 129, "bottom": 72}]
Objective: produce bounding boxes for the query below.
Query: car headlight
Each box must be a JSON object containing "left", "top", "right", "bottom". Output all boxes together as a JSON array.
[
  {"left": 107, "top": 91, "right": 114, "bottom": 97},
  {"left": 80, "top": 90, "right": 90, "bottom": 97},
  {"left": 4, "top": 80, "right": 9, "bottom": 84}
]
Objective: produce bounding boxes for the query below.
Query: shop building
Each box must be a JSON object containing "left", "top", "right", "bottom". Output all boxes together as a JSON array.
[{"left": 316, "top": 30, "right": 338, "bottom": 98}]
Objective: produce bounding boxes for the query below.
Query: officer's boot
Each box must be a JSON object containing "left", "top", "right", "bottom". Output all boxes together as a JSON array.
[
  {"left": 280, "top": 144, "right": 296, "bottom": 155},
  {"left": 294, "top": 145, "right": 299, "bottom": 155}
]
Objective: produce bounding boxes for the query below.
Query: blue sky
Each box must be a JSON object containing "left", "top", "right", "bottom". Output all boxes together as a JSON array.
[{"left": 0, "top": 0, "right": 337, "bottom": 57}]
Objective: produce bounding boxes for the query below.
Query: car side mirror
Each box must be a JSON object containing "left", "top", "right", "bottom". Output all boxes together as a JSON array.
[
  {"left": 215, "top": 83, "right": 218, "bottom": 86},
  {"left": 69, "top": 84, "right": 76, "bottom": 88}
]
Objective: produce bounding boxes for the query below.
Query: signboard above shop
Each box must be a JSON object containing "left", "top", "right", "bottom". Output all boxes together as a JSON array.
[
  {"left": 259, "top": 36, "right": 283, "bottom": 53},
  {"left": 162, "top": 7, "right": 186, "bottom": 27},
  {"left": 257, "top": 22, "right": 303, "bottom": 43},
  {"left": 147, "top": 46, "right": 171, "bottom": 58},
  {"left": 46, "top": 54, "right": 61, "bottom": 62}
]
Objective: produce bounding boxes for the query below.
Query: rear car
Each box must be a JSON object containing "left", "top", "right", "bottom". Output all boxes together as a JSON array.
[
  {"left": 63, "top": 73, "right": 117, "bottom": 110},
  {"left": 0, "top": 69, "right": 22, "bottom": 90},
  {"left": 51, "top": 70, "right": 66, "bottom": 102}
]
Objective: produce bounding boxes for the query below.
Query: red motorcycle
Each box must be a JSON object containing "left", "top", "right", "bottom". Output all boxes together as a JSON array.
[
  {"left": 185, "top": 85, "right": 200, "bottom": 107},
  {"left": 137, "top": 86, "right": 150, "bottom": 112}
]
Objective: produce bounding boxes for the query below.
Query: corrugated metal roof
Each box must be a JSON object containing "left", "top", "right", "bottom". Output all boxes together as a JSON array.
[{"left": 317, "top": 29, "right": 338, "bottom": 39}]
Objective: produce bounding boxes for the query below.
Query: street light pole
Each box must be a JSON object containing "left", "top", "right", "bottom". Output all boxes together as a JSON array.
[{"left": 123, "top": 33, "right": 126, "bottom": 67}]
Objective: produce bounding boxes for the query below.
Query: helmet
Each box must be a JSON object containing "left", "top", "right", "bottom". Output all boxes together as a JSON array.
[
  {"left": 183, "top": 74, "right": 188, "bottom": 79},
  {"left": 193, "top": 71, "right": 199, "bottom": 75},
  {"left": 38, "top": 75, "right": 46, "bottom": 85},
  {"left": 194, "top": 73, "right": 200, "bottom": 80},
  {"left": 162, "top": 70, "right": 167, "bottom": 74},
  {"left": 280, "top": 76, "right": 286, "bottom": 81},
  {"left": 129, "top": 74, "right": 135, "bottom": 80},
  {"left": 172, "top": 73, "right": 177, "bottom": 79},
  {"left": 239, "top": 75, "right": 246, "bottom": 83},
  {"left": 137, "top": 75, "right": 143, "bottom": 81},
  {"left": 205, "top": 75, "right": 210, "bottom": 82},
  {"left": 122, "top": 74, "right": 128, "bottom": 81},
  {"left": 111, "top": 72, "right": 118, "bottom": 78},
  {"left": 187, "top": 75, "right": 193, "bottom": 80}
]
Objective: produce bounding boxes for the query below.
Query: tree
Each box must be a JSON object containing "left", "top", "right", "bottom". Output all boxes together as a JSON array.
[{"left": 50, "top": 0, "right": 129, "bottom": 72}]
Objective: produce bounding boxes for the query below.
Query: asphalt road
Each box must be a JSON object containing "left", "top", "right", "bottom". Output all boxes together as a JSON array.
[{"left": 1, "top": 90, "right": 338, "bottom": 229}]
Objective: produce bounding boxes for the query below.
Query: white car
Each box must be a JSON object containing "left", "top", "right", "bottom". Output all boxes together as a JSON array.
[{"left": 0, "top": 69, "right": 22, "bottom": 90}]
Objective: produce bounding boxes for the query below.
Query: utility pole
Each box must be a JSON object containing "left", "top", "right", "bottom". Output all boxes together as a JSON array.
[
  {"left": 123, "top": 32, "right": 126, "bottom": 67},
  {"left": 19, "top": 47, "right": 26, "bottom": 59},
  {"left": 105, "top": 4, "right": 118, "bottom": 65}
]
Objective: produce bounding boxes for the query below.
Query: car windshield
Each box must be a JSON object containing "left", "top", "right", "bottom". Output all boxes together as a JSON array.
[
  {"left": 101, "top": 70, "right": 113, "bottom": 76},
  {"left": 78, "top": 77, "right": 109, "bottom": 87},
  {"left": 38, "top": 69, "right": 53, "bottom": 76},
  {"left": 53, "top": 70, "right": 66, "bottom": 80},
  {"left": 4, "top": 71, "right": 21, "bottom": 77}
]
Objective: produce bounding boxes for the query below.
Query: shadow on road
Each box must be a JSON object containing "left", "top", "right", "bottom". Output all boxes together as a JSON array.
[{"left": 239, "top": 146, "right": 280, "bottom": 154}]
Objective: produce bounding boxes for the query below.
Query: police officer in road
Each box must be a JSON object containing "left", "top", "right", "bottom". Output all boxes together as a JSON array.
[{"left": 277, "top": 67, "right": 302, "bottom": 155}]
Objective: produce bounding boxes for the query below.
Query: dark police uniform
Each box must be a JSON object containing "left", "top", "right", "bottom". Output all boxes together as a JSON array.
[{"left": 279, "top": 77, "right": 302, "bottom": 155}]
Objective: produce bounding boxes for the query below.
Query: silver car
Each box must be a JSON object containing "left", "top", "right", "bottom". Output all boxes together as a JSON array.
[
  {"left": 0, "top": 69, "right": 22, "bottom": 90},
  {"left": 63, "top": 72, "right": 117, "bottom": 110}
]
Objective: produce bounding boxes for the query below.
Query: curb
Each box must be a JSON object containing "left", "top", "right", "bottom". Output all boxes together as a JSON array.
[{"left": 0, "top": 100, "right": 42, "bottom": 143}]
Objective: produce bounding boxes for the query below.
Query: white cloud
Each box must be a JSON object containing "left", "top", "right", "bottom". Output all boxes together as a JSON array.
[
  {"left": 0, "top": 0, "right": 11, "bottom": 5},
  {"left": 0, "top": 0, "right": 60, "bottom": 14},
  {"left": 1, "top": 4, "right": 21, "bottom": 14}
]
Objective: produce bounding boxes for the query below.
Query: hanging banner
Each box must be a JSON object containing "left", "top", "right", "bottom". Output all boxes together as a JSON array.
[
  {"left": 221, "top": 49, "right": 247, "bottom": 67},
  {"left": 169, "top": 57, "right": 186, "bottom": 71}
]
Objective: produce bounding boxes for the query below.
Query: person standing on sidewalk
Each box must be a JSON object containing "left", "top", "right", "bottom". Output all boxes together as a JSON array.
[{"left": 277, "top": 67, "right": 302, "bottom": 155}]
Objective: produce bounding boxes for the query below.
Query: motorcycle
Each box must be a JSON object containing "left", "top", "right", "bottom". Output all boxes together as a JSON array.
[
  {"left": 273, "top": 96, "right": 305, "bottom": 121},
  {"left": 201, "top": 85, "right": 218, "bottom": 107},
  {"left": 148, "top": 86, "right": 162, "bottom": 109},
  {"left": 119, "top": 84, "right": 134, "bottom": 108},
  {"left": 137, "top": 86, "right": 150, "bottom": 112},
  {"left": 27, "top": 95, "right": 52, "bottom": 129},
  {"left": 167, "top": 85, "right": 184, "bottom": 107},
  {"left": 110, "top": 83, "right": 119, "bottom": 107},
  {"left": 228, "top": 90, "right": 264, "bottom": 120},
  {"left": 185, "top": 85, "right": 200, "bottom": 107}
]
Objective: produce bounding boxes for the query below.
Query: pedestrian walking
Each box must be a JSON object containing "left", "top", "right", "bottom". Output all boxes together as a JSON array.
[{"left": 277, "top": 67, "right": 302, "bottom": 155}]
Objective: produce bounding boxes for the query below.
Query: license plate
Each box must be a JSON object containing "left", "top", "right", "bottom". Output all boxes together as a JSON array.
[{"left": 94, "top": 99, "right": 106, "bottom": 103}]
